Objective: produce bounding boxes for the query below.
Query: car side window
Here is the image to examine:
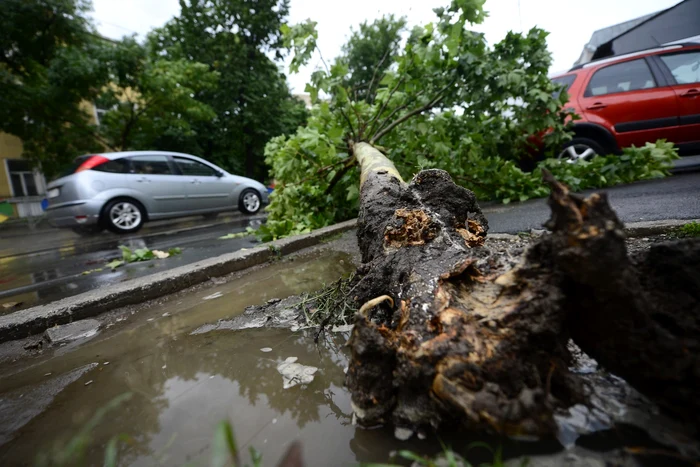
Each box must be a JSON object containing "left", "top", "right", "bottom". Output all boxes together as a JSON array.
[
  {"left": 174, "top": 157, "right": 217, "bottom": 176},
  {"left": 585, "top": 59, "right": 657, "bottom": 97},
  {"left": 659, "top": 51, "right": 700, "bottom": 85},
  {"left": 92, "top": 158, "right": 130, "bottom": 174},
  {"left": 129, "top": 155, "right": 174, "bottom": 175}
]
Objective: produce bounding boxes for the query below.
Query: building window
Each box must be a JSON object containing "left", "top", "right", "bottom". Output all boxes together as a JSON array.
[{"left": 6, "top": 160, "right": 40, "bottom": 197}]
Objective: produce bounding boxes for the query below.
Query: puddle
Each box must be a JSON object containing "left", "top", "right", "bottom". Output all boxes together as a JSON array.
[{"left": 0, "top": 250, "right": 695, "bottom": 466}]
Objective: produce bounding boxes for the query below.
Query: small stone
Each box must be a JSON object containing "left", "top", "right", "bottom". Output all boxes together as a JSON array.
[
  {"left": 103, "top": 362, "right": 109, "bottom": 365},
  {"left": 260, "top": 347, "right": 273, "bottom": 352},
  {"left": 162, "top": 312, "right": 170, "bottom": 317},
  {"left": 203, "top": 292, "right": 223, "bottom": 300},
  {"left": 267, "top": 298, "right": 281, "bottom": 305},
  {"left": 84, "top": 380, "right": 93, "bottom": 386},
  {"left": 162, "top": 365, "right": 167, "bottom": 369},
  {"left": 44, "top": 319, "right": 100, "bottom": 345},
  {"left": 24, "top": 341, "right": 42, "bottom": 350},
  {"left": 44, "top": 372, "right": 52, "bottom": 377},
  {"left": 272, "top": 418, "right": 277, "bottom": 424}
]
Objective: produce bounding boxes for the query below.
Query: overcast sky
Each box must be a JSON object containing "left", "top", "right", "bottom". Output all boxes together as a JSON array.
[{"left": 92, "top": 0, "right": 680, "bottom": 92}]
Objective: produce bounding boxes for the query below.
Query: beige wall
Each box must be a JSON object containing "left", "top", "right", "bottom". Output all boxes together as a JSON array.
[{"left": 0, "top": 133, "right": 24, "bottom": 199}]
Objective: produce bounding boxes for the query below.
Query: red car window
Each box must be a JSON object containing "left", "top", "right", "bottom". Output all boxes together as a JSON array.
[{"left": 585, "top": 59, "right": 657, "bottom": 97}]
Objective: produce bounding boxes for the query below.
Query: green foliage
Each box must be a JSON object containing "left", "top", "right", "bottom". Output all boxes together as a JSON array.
[
  {"left": 107, "top": 245, "right": 182, "bottom": 270},
  {"left": 263, "top": 0, "right": 678, "bottom": 240},
  {"left": 95, "top": 38, "right": 219, "bottom": 152},
  {"left": 281, "top": 20, "right": 319, "bottom": 74},
  {"left": 336, "top": 15, "right": 407, "bottom": 103},
  {"left": 149, "top": 0, "right": 308, "bottom": 180},
  {"left": 263, "top": 0, "right": 574, "bottom": 239},
  {"left": 2, "top": 0, "right": 305, "bottom": 181},
  {"left": 417, "top": 139, "right": 678, "bottom": 205},
  {"left": 219, "top": 231, "right": 252, "bottom": 239},
  {"left": 0, "top": 0, "right": 108, "bottom": 176},
  {"left": 210, "top": 421, "right": 262, "bottom": 467},
  {"left": 34, "top": 393, "right": 133, "bottom": 467},
  {"left": 365, "top": 440, "right": 528, "bottom": 467},
  {"left": 677, "top": 221, "right": 700, "bottom": 238}
]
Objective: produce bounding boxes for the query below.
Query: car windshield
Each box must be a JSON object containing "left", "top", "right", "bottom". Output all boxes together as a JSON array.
[{"left": 551, "top": 74, "right": 576, "bottom": 99}]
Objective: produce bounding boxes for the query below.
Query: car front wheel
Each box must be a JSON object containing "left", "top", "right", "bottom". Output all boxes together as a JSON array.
[
  {"left": 103, "top": 199, "right": 145, "bottom": 234},
  {"left": 238, "top": 189, "right": 261, "bottom": 215},
  {"left": 558, "top": 137, "right": 605, "bottom": 163}
]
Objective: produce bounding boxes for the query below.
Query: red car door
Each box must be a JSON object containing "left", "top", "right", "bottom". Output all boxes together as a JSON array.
[
  {"left": 578, "top": 58, "right": 679, "bottom": 148},
  {"left": 657, "top": 49, "right": 700, "bottom": 145}
]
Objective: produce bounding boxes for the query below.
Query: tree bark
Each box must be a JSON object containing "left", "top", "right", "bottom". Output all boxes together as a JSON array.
[{"left": 345, "top": 142, "right": 700, "bottom": 435}]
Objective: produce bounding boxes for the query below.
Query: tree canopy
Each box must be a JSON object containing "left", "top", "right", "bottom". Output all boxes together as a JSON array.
[
  {"left": 336, "top": 15, "right": 407, "bottom": 103},
  {"left": 259, "top": 0, "right": 677, "bottom": 241},
  {"left": 148, "top": 0, "right": 308, "bottom": 180},
  {"left": 1, "top": 0, "right": 306, "bottom": 180}
]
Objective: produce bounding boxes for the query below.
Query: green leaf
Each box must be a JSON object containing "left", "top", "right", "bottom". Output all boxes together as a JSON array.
[
  {"left": 398, "top": 450, "right": 430, "bottom": 465},
  {"left": 118, "top": 246, "right": 134, "bottom": 262},
  {"left": 210, "top": 421, "right": 238, "bottom": 467},
  {"left": 346, "top": 184, "right": 359, "bottom": 202},
  {"left": 219, "top": 232, "right": 249, "bottom": 239},
  {"left": 106, "top": 260, "right": 125, "bottom": 271},
  {"left": 168, "top": 247, "right": 182, "bottom": 256},
  {"left": 134, "top": 248, "right": 155, "bottom": 261}
]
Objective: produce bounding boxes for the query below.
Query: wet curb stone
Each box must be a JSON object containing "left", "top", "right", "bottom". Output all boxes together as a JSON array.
[{"left": 0, "top": 219, "right": 357, "bottom": 344}]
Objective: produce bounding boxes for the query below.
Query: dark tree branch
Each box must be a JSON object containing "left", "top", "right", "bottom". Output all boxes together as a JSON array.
[
  {"left": 365, "top": 75, "right": 405, "bottom": 138},
  {"left": 370, "top": 79, "right": 456, "bottom": 144},
  {"left": 365, "top": 46, "right": 393, "bottom": 104},
  {"left": 324, "top": 157, "right": 357, "bottom": 195}
]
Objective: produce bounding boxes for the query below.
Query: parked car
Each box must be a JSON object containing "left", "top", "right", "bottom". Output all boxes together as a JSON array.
[
  {"left": 550, "top": 43, "right": 700, "bottom": 162},
  {"left": 46, "top": 151, "right": 269, "bottom": 235}
]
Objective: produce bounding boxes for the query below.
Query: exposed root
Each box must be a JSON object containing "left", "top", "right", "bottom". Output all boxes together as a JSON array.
[
  {"left": 359, "top": 295, "right": 395, "bottom": 317},
  {"left": 384, "top": 209, "right": 438, "bottom": 249}
]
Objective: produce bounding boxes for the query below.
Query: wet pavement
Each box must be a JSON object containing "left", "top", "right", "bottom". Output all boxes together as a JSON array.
[
  {"left": 0, "top": 215, "right": 265, "bottom": 312},
  {"left": 483, "top": 171, "right": 700, "bottom": 234},
  {"left": 0, "top": 246, "right": 696, "bottom": 466}
]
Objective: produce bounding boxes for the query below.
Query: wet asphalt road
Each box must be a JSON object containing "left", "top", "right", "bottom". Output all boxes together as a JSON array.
[
  {"left": 0, "top": 215, "right": 265, "bottom": 311},
  {"left": 483, "top": 170, "right": 700, "bottom": 233},
  {"left": 1, "top": 164, "right": 698, "bottom": 310}
]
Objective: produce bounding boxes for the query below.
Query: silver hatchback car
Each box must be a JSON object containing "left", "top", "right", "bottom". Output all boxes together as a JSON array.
[{"left": 46, "top": 151, "right": 268, "bottom": 235}]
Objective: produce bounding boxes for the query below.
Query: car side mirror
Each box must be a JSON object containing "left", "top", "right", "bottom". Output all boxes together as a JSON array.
[{"left": 215, "top": 170, "right": 224, "bottom": 177}]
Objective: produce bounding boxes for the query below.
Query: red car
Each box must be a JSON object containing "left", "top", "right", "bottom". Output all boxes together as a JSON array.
[{"left": 550, "top": 43, "right": 700, "bottom": 161}]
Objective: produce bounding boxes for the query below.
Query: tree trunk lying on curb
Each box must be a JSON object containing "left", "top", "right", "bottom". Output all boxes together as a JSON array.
[{"left": 345, "top": 142, "right": 700, "bottom": 436}]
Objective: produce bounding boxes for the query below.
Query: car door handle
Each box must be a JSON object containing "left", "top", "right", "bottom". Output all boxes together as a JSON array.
[
  {"left": 190, "top": 179, "right": 201, "bottom": 184},
  {"left": 586, "top": 102, "right": 607, "bottom": 110},
  {"left": 137, "top": 177, "right": 151, "bottom": 183},
  {"left": 680, "top": 89, "right": 699, "bottom": 97}
]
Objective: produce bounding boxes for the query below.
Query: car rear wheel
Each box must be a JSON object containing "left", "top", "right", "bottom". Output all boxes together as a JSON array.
[
  {"left": 238, "top": 189, "right": 261, "bottom": 215},
  {"left": 103, "top": 199, "right": 145, "bottom": 234},
  {"left": 558, "top": 137, "right": 605, "bottom": 163}
]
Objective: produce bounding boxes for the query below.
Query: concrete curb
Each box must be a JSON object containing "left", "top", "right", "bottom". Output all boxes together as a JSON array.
[
  {"left": 0, "top": 219, "right": 357, "bottom": 344},
  {"left": 489, "top": 219, "right": 697, "bottom": 240},
  {"left": 622, "top": 219, "right": 697, "bottom": 237}
]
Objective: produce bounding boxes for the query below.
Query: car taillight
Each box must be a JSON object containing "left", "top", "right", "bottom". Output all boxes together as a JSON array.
[{"left": 75, "top": 155, "right": 109, "bottom": 173}]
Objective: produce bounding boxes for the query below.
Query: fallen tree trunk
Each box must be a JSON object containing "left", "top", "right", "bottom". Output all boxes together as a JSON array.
[{"left": 345, "top": 142, "right": 700, "bottom": 435}]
